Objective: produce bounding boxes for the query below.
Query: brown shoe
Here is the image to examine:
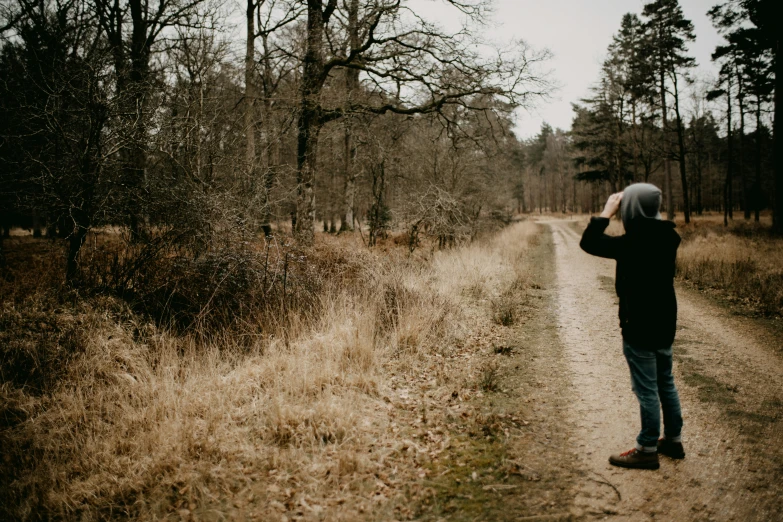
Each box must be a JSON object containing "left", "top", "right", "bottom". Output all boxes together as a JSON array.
[
  {"left": 609, "top": 448, "right": 659, "bottom": 470},
  {"left": 657, "top": 438, "right": 685, "bottom": 459}
]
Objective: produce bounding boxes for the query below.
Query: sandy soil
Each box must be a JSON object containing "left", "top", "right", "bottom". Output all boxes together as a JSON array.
[{"left": 543, "top": 219, "right": 783, "bottom": 522}]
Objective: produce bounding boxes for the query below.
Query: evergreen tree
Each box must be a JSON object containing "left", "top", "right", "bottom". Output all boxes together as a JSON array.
[
  {"left": 710, "top": 1, "right": 775, "bottom": 222},
  {"left": 608, "top": 13, "right": 654, "bottom": 183},
  {"left": 642, "top": 0, "right": 696, "bottom": 222},
  {"left": 711, "top": 0, "right": 780, "bottom": 231},
  {"left": 707, "top": 50, "right": 736, "bottom": 225}
]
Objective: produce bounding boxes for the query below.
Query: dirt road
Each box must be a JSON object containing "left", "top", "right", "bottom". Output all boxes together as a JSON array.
[{"left": 545, "top": 219, "right": 783, "bottom": 521}]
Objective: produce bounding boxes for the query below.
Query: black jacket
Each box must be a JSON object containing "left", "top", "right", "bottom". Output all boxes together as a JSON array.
[{"left": 580, "top": 217, "right": 681, "bottom": 350}]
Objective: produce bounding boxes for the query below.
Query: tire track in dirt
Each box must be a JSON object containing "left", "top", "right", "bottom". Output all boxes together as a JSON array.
[{"left": 543, "top": 219, "right": 783, "bottom": 522}]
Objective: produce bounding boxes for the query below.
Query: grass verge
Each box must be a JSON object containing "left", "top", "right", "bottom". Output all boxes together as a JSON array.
[
  {"left": 675, "top": 221, "right": 783, "bottom": 317},
  {"left": 1, "top": 221, "right": 560, "bottom": 521}
]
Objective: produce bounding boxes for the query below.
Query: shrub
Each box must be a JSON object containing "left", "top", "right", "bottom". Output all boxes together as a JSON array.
[
  {"left": 478, "top": 361, "right": 500, "bottom": 392},
  {"left": 76, "top": 234, "right": 330, "bottom": 335},
  {"left": 491, "top": 294, "right": 516, "bottom": 326},
  {"left": 129, "top": 246, "right": 323, "bottom": 334},
  {"left": 0, "top": 295, "right": 85, "bottom": 395}
]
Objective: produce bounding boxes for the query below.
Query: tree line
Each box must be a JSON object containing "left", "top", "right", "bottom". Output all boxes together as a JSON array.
[
  {"left": 0, "top": 0, "right": 779, "bottom": 286},
  {"left": 523, "top": 0, "right": 778, "bottom": 229},
  {"left": 0, "top": 0, "right": 550, "bottom": 282}
]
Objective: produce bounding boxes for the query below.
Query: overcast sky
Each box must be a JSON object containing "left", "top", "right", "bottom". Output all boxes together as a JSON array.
[{"left": 417, "top": 0, "right": 723, "bottom": 140}]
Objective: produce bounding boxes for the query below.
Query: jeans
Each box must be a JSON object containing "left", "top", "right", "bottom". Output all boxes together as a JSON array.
[{"left": 623, "top": 340, "right": 683, "bottom": 449}]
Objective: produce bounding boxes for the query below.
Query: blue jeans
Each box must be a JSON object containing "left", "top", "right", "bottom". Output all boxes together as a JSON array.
[{"left": 623, "top": 340, "right": 683, "bottom": 449}]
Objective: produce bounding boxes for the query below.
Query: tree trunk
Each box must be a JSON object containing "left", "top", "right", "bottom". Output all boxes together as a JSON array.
[
  {"left": 660, "top": 69, "right": 674, "bottom": 220},
  {"left": 262, "top": 136, "right": 275, "bottom": 237},
  {"left": 695, "top": 132, "right": 703, "bottom": 215},
  {"left": 538, "top": 169, "right": 543, "bottom": 214},
  {"left": 341, "top": 121, "right": 357, "bottom": 232},
  {"left": 737, "top": 74, "right": 749, "bottom": 220},
  {"left": 295, "top": 0, "right": 331, "bottom": 244},
  {"left": 32, "top": 210, "right": 42, "bottom": 237},
  {"left": 631, "top": 101, "right": 640, "bottom": 183},
  {"left": 773, "top": 36, "right": 782, "bottom": 234},
  {"left": 572, "top": 176, "right": 576, "bottom": 213},
  {"left": 754, "top": 100, "right": 762, "bottom": 222},
  {"left": 616, "top": 97, "right": 625, "bottom": 188},
  {"left": 672, "top": 73, "right": 690, "bottom": 223},
  {"left": 696, "top": 158, "right": 703, "bottom": 216},
  {"left": 340, "top": 0, "right": 359, "bottom": 233},
  {"left": 126, "top": 0, "right": 151, "bottom": 241},
  {"left": 295, "top": 106, "right": 320, "bottom": 244},
  {"left": 0, "top": 213, "right": 5, "bottom": 267},
  {"left": 260, "top": 34, "right": 277, "bottom": 237},
  {"left": 66, "top": 222, "right": 88, "bottom": 284},
  {"left": 723, "top": 174, "right": 729, "bottom": 226},
  {"left": 328, "top": 149, "right": 337, "bottom": 233},
  {"left": 708, "top": 150, "right": 714, "bottom": 212},
  {"left": 245, "top": 0, "right": 261, "bottom": 231},
  {"left": 368, "top": 160, "right": 385, "bottom": 247},
  {"left": 65, "top": 166, "right": 96, "bottom": 283},
  {"left": 725, "top": 83, "right": 734, "bottom": 227}
]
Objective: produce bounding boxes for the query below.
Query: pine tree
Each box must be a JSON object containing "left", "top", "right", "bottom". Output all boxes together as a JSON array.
[
  {"left": 742, "top": 0, "right": 780, "bottom": 232},
  {"left": 642, "top": 0, "right": 696, "bottom": 222},
  {"left": 710, "top": 1, "right": 775, "bottom": 223},
  {"left": 733, "top": 28, "right": 773, "bottom": 221},
  {"left": 708, "top": 48, "right": 736, "bottom": 225},
  {"left": 712, "top": 0, "right": 780, "bottom": 231}
]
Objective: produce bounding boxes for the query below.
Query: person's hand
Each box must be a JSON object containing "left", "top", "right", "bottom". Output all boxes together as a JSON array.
[{"left": 600, "top": 192, "right": 623, "bottom": 219}]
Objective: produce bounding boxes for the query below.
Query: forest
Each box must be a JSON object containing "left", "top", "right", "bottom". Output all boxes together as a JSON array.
[
  {"left": 0, "top": 0, "right": 779, "bottom": 279},
  {"left": 0, "top": 0, "right": 550, "bottom": 278},
  {"left": 0, "top": 0, "right": 781, "bottom": 520},
  {"left": 517, "top": 0, "right": 779, "bottom": 229}
]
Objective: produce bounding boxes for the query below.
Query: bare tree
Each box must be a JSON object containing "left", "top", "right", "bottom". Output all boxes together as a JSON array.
[
  {"left": 0, "top": 0, "right": 117, "bottom": 282},
  {"left": 291, "top": 0, "right": 550, "bottom": 244},
  {"left": 91, "top": 0, "right": 212, "bottom": 239},
  {"left": 245, "top": 0, "right": 302, "bottom": 236}
]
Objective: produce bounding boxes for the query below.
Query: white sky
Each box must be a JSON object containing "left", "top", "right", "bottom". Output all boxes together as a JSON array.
[{"left": 416, "top": 0, "right": 723, "bottom": 140}]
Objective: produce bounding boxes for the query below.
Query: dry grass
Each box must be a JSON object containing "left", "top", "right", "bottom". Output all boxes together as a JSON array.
[
  {"left": 431, "top": 223, "right": 536, "bottom": 301},
  {"left": 1, "top": 221, "right": 539, "bottom": 521},
  {"left": 675, "top": 218, "right": 783, "bottom": 316}
]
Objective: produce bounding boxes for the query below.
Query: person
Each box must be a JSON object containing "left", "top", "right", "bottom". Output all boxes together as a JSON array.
[{"left": 580, "top": 183, "right": 685, "bottom": 470}]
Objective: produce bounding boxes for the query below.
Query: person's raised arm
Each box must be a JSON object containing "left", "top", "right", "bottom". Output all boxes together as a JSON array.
[{"left": 580, "top": 192, "right": 624, "bottom": 259}]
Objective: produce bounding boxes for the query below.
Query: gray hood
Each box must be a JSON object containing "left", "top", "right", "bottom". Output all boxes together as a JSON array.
[{"left": 621, "top": 183, "right": 662, "bottom": 229}]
